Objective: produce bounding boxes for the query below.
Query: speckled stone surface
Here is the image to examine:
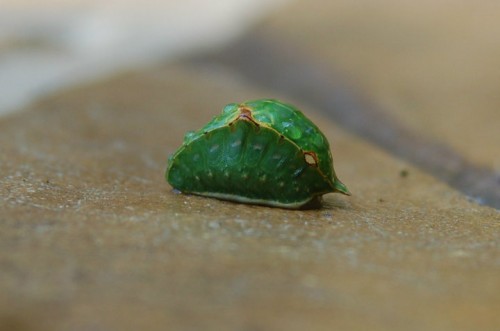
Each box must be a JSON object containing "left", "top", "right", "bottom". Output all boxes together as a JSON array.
[{"left": 1, "top": 65, "right": 499, "bottom": 331}]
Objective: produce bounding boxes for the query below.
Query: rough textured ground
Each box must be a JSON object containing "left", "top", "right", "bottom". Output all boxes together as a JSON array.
[{"left": 1, "top": 65, "right": 499, "bottom": 331}]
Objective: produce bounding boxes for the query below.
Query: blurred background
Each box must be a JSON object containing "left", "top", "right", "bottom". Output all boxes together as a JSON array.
[{"left": 0, "top": 0, "right": 288, "bottom": 114}]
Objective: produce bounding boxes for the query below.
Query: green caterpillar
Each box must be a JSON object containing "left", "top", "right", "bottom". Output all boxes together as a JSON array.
[{"left": 166, "top": 99, "right": 349, "bottom": 208}]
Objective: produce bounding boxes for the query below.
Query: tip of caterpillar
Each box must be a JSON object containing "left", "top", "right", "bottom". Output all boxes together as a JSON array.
[{"left": 334, "top": 180, "right": 351, "bottom": 196}]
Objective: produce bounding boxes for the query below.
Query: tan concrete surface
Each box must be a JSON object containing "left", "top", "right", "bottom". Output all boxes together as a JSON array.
[
  {"left": 1, "top": 65, "right": 499, "bottom": 331},
  {"left": 264, "top": 0, "right": 500, "bottom": 170}
]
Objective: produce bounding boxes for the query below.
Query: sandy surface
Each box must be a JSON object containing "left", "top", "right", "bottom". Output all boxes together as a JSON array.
[{"left": 1, "top": 65, "right": 499, "bottom": 331}]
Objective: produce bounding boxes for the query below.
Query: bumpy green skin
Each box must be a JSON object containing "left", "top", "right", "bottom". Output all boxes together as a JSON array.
[{"left": 166, "top": 99, "right": 349, "bottom": 208}]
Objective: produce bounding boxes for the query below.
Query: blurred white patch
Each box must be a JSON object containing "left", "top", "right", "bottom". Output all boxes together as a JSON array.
[{"left": 0, "top": 0, "right": 290, "bottom": 115}]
